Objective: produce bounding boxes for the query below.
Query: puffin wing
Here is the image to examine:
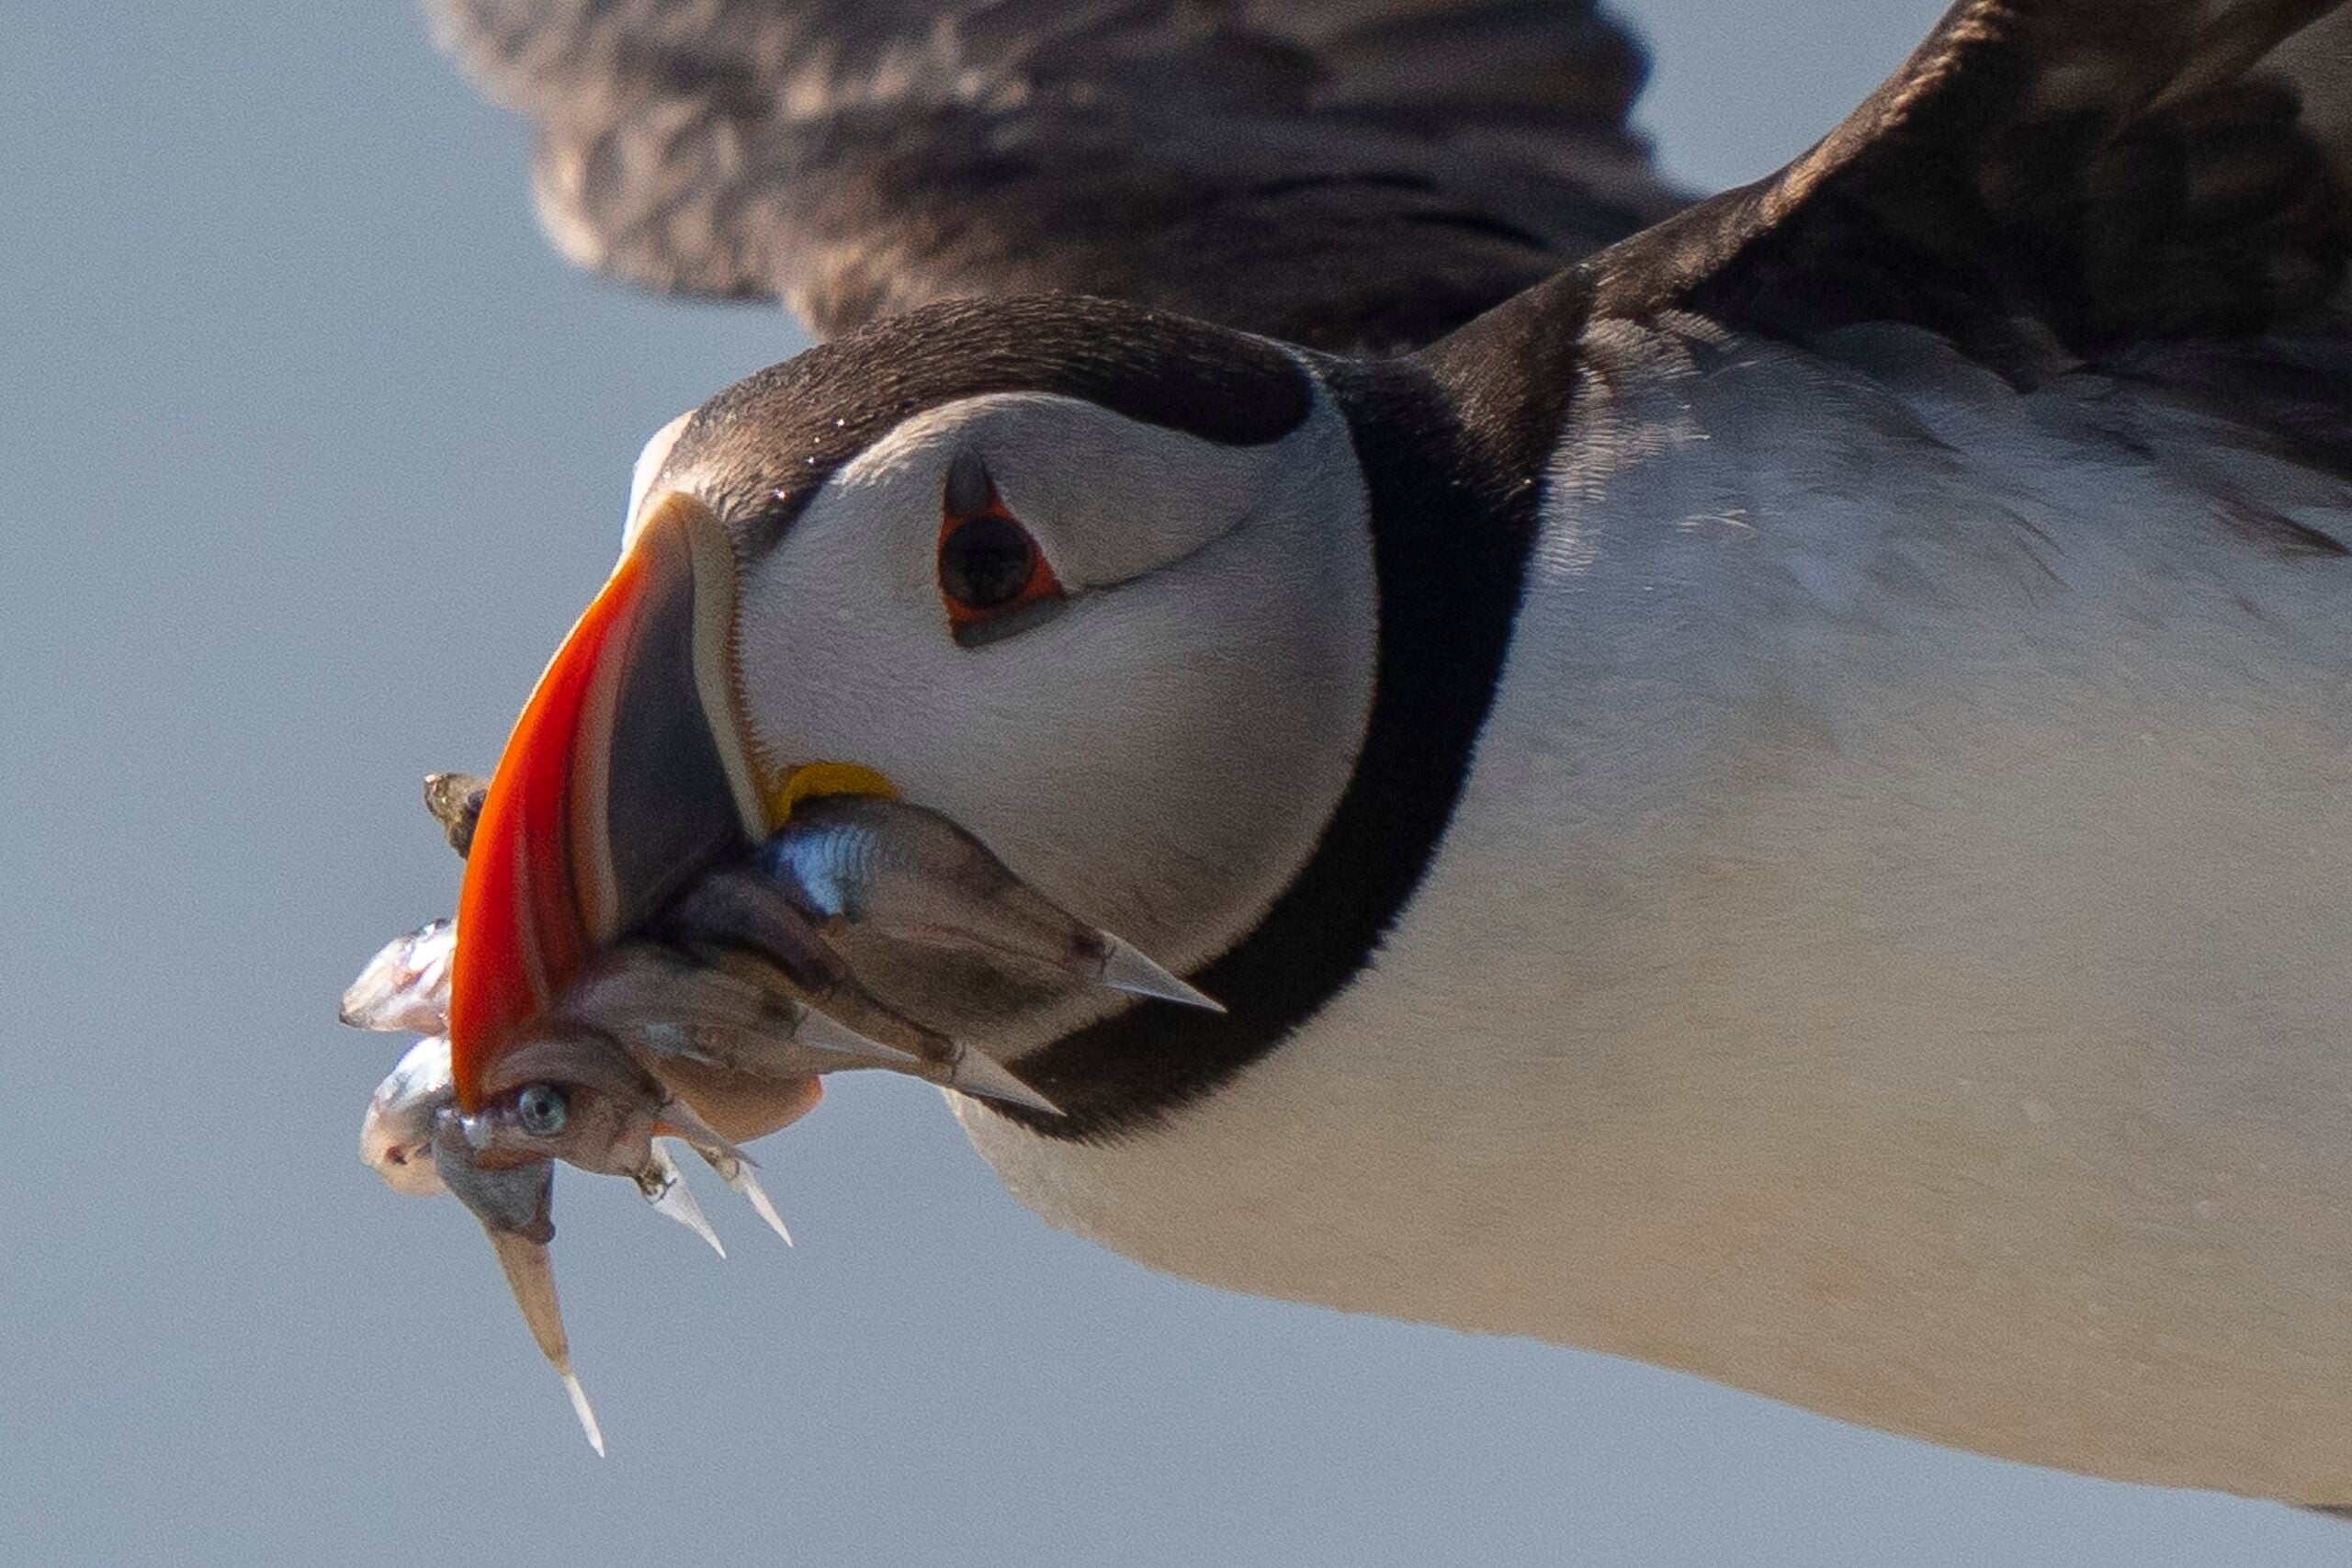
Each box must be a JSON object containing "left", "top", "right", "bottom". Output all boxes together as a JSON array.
[
  {"left": 429, "top": 0, "right": 1684, "bottom": 352},
  {"left": 1540, "top": 0, "right": 2352, "bottom": 559},
  {"left": 1591, "top": 0, "right": 2352, "bottom": 361}
]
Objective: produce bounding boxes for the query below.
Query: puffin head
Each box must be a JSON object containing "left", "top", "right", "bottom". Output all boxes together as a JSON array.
[{"left": 448, "top": 296, "right": 1380, "bottom": 1117}]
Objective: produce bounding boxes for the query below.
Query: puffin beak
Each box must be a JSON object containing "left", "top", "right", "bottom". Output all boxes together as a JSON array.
[{"left": 448, "top": 492, "right": 767, "bottom": 1112}]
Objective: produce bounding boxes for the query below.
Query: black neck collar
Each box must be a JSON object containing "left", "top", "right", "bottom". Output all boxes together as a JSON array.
[{"left": 1003, "top": 276, "right": 1595, "bottom": 1140}]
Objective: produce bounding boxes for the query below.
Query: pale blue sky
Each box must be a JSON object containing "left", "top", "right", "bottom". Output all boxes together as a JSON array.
[{"left": 2, "top": 1, "right": 2342, "bottom": 1562}]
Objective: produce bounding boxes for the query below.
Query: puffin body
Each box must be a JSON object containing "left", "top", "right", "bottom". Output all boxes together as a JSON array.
[
  {"left": 428, "top": 0, "right": 2352, "bottom": 1502},
  {"left": 964, "top": 311, "right": 2352, "bottom": 1497}
]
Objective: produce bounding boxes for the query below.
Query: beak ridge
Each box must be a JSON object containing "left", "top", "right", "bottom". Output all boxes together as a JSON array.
[{"left": 450, "top": 493, "right": 765, "bottom": 1109}]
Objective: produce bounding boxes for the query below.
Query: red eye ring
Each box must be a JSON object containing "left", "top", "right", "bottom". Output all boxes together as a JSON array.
[{"left": 937, "top": 486, "right": 1062, "bottom": 634}]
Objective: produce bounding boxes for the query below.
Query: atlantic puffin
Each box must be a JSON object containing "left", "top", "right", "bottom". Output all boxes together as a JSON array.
[{"left": 424, "top": 0, "right": 2352, "bottom": 1503}]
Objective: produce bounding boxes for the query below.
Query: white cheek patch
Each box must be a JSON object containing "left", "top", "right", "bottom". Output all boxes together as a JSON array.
[
  {"left": 824, "top": 393, "right": 1286, "bottom": 591},
  {"left": 621, "top": 409, "right": 697, "bottom": 552},
  {"left": 728, "top": 383, "right": 1379, "bottom": 992}
]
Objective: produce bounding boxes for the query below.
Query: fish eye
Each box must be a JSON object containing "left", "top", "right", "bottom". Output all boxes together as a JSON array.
[{"left": 515, "top": 1083, "right": 570, "bottom": 1137}]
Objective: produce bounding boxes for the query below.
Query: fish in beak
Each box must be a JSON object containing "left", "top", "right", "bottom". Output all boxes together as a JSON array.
[
  {"left": 425, "top": 1133, "right": 601, "bottom": 1453},
  {"left": 350, "top": 1028, "right": 606, "bottom": 1453},
  {"left": 352, "top": 916, "right": 810, "bottom": 1452},
  {"left": 342, "top": 488, "right": 1225, "bottom": 1453},
  {"left": 340, "top": 918, "right": 455, "bottom": 1037},
  {"left": 761, "top": 795, "right": 1219, "bottom": 1011},
  {"left": 359, "top": 1021, "right": 807, "bottom": 1453}
]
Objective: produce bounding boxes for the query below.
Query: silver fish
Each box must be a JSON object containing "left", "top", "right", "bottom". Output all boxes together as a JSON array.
[
  {"left": 340, "top": 919, "right": 455, "bottom": 1036},
  {"left": 345, "top": 780, "right": 1221, "bottom": 1451},
  {"left": 762, "top": 795, "right": 1218, "bottom": 1012},
  {"left": 356, "top": 1030, "right": 610, "bottom": 1451},
  {"left": 642, "top": 875, "right": 1066, "bottom": 1113},
  {"left": 359, "top": 1034, "right": 455, "bottom": 1198},
  {"left": 424, "top": 1133, "right": 602, "bottom": 1454},
  {"left": 366, "top": 1023, "right": 799, "bottom": 1453},
  {"left": 358, "top": 1013, "right": 797, "bottom": 1244}
]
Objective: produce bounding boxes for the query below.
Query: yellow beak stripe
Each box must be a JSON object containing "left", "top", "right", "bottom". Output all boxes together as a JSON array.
[{"left": 764, "top": 761, "right": 898, "bottom": 830}]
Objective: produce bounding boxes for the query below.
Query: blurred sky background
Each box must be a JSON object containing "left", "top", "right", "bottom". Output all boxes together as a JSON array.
[{"left": 4, "top": 2, "right": 2346, "bottom": 1562}]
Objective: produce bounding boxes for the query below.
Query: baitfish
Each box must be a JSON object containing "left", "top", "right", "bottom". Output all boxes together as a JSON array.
[{"left": 344, "top": 777, "right": 1218, "bottom": 1450}]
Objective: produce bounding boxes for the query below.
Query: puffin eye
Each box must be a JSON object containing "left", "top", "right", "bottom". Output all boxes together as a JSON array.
[
  {"left": 941, "top": 514, "right": 1042, "bottom": 608},
  {"left": 514, "top": 1083, "right": 570, "bottom": 1138},
  {"left": 937, "top": 466, "right": 1062, "bottom": 640}
]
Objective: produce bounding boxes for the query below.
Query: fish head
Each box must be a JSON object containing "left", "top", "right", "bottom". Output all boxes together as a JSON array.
[
  {"left": 465, "top": 1028, "right": 671, "bottom": 1180},
  {"left": 360, "top": 1034, "right": 457, "bottom": 1197},
  {"left": 341, "top": 919, "right": 456, "bottom": 1036}
]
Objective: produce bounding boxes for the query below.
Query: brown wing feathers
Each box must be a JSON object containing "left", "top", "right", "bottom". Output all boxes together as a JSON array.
[
  {"left": 430, "top": 0, "right": 1684, "bottom": 353},
  {"left": 434, "top": 0, "right": 2352, "bottom": 378},
  {"left": 1593, "top": 0, "right": 2352, "bottom": 358}
]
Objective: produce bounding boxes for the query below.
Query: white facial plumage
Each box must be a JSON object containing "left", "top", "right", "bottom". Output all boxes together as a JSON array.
[
  {"left": 622, "top": 408, "right": 696, "bottom": 550},
  {"left": 710, "top": 389, "right": 1378, "bottom": 1020}
]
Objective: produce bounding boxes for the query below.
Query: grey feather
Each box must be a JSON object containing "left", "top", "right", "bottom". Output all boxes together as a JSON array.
[
  {"left": 428, "top": 0, "right": 1685, "bottom": 352},
  {"left": 1558, "top": 0, "right": 2352, "bottom": 559},
  {"left": 1592, "top": 0, "right": 2352, "bottom": 358}
]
